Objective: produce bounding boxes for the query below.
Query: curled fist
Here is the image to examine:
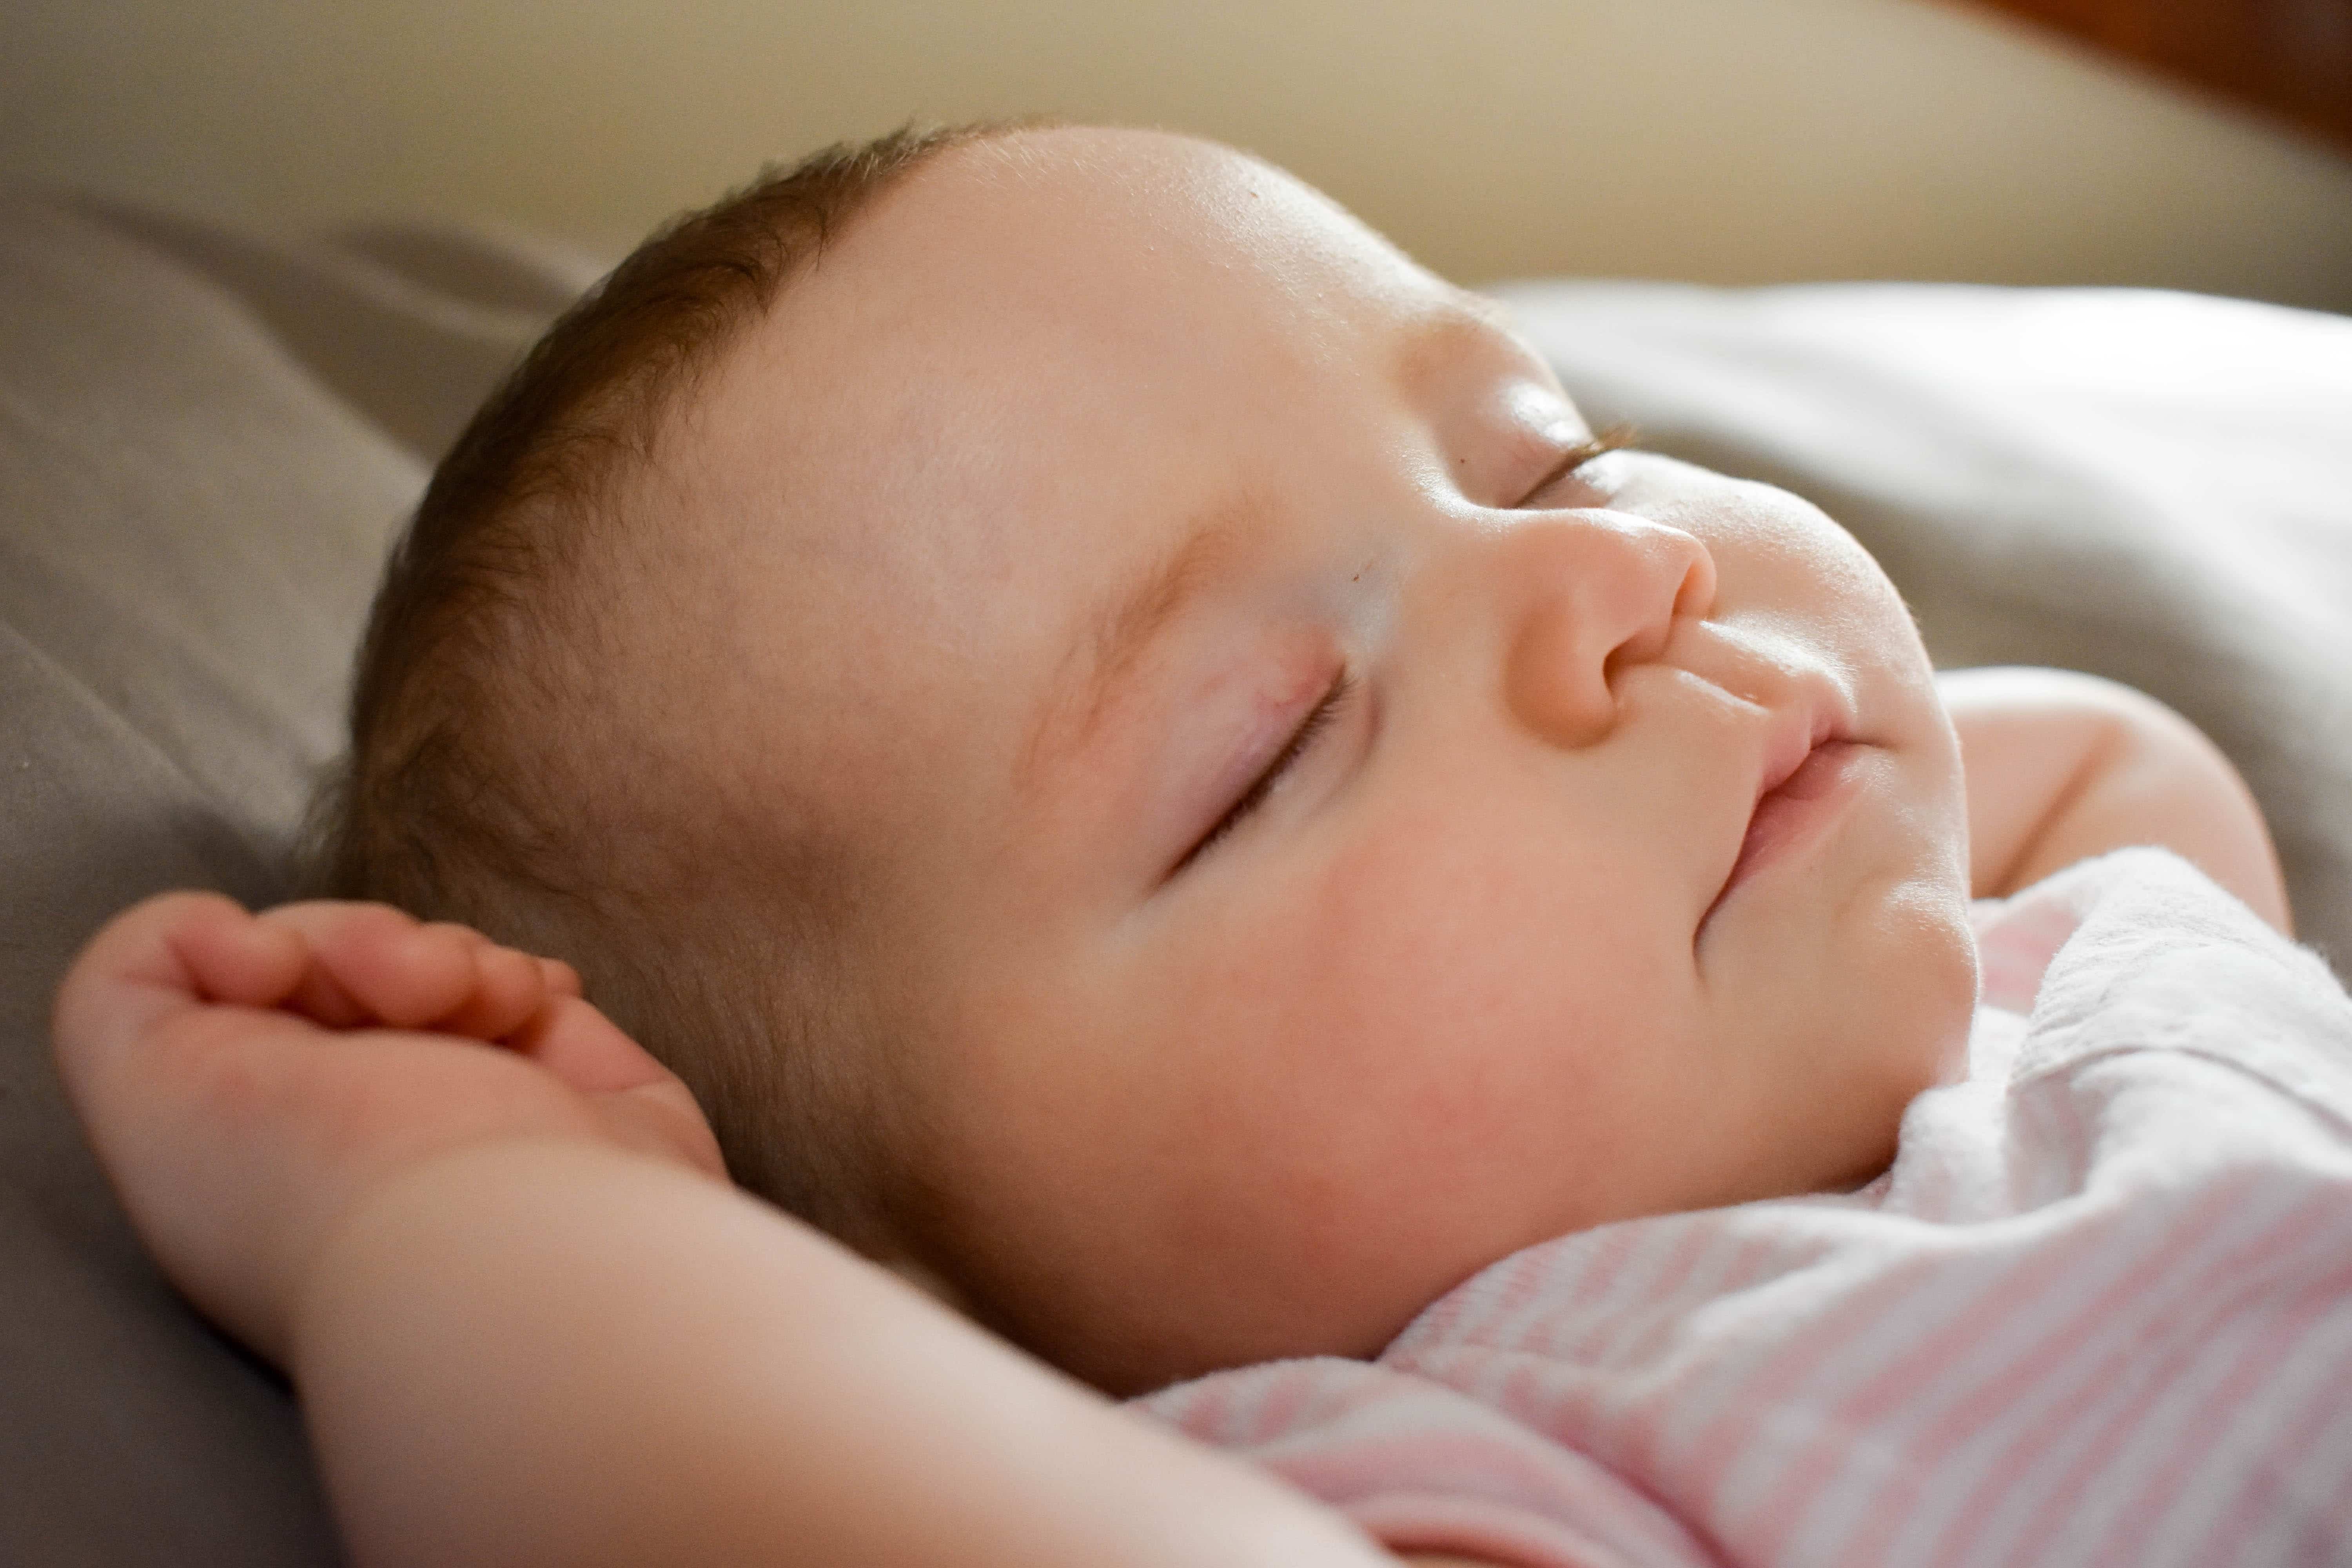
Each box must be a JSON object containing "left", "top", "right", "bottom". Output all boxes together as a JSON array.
[{"left": 53, "top": 893, "right": 725, "bottom": 1367}]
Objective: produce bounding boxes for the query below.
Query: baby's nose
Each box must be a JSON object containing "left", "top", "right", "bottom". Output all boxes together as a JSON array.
[{"left": 1497, "top": 510, "right": 1716, "bottom": 750}]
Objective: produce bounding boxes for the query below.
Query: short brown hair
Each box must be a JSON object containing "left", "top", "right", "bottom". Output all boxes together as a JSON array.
[{"left": 310, "top": 122, "right": 1009, "bottom": 1251}]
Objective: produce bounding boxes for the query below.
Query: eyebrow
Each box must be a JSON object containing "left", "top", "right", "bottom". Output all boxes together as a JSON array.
[{"left": 1018, "top": 501, "right": 1250, "bottom": 795}]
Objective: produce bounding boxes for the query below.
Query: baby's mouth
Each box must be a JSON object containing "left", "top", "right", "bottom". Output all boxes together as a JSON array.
[
  {"left": 1697, "top": 688, "right": 1857, "bottom": 936},
  {"left": 1726, "top": 739, "right": 1864, "bottom": 882}
]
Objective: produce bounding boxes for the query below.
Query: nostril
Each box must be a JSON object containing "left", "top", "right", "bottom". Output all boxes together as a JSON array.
[
  {"left": 1601, "top": 606, "right": 1674, "bottom": 686},
  {"left": 1492, "top": 511, "right": 1715, "bottom": 749},
  {"left": 1671, "top": 532, "right": 1719, "bottom": 622},
  {"left": 1599, "top": 640, "right": 1640, "bottom": 688}
]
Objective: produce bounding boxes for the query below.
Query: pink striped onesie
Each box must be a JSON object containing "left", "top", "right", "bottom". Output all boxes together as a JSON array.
[{"left": 1135, "top": 848, "right": 2352, "bottom": 1566}]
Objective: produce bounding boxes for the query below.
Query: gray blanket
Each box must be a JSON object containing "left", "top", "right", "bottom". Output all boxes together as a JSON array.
[{"left": 2, "top": 191, "right": 2345, "bottom": 1563}]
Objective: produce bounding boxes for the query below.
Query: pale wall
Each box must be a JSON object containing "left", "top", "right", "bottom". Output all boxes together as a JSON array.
[{"left": 7, "top": 0, "right": 2350, "bottom": 310}]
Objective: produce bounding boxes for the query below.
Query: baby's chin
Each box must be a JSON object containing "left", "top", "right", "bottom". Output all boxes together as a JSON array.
[{"left": 1802, "top": 886, "right": 1980, "bottom": 1189}]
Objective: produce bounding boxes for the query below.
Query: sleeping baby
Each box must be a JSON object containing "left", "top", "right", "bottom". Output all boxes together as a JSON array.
[{"left": 51, "top": 123, "right": 2350, "bottom": 1566}]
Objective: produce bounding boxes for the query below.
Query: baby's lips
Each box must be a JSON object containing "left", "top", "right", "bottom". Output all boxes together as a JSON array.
[
  {"left": 1753, "top": 713, "right": 1817, "bottom": 806},
  {"left": 1749, "top": 671, "right": 1854, "bottom": 809},
  {"left": 1698, "top": 668, "right": 1858, "bottom": 934}
]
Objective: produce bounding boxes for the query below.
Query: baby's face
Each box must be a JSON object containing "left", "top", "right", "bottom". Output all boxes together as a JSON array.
[{"left": 670, "top": 127, "right": 1976, "bottom": 1393}]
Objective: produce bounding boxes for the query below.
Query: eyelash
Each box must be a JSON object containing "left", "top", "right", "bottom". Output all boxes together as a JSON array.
[
  {"left": 1519, "top": 422, "right": 1637, "bottom": 506},
  {"left": 1178, "top": 671, "right": 1359, "bottom": 872}
]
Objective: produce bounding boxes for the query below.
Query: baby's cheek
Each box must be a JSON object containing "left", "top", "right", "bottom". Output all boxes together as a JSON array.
[{"left": 1193, "top": 831, "right": 1623, "bottom": 1277}]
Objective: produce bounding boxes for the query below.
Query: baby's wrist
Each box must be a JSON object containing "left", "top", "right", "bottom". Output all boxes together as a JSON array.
[{"left": 281, "top": 1133, "right": 666, "bottom": 1377}]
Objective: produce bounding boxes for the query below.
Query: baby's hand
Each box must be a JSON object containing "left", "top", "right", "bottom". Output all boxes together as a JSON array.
[{"left": 52, "top": 892, "right": 725, "bottom": 1368}]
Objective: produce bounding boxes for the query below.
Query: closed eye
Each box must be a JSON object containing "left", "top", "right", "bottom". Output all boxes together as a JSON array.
[
  {"left": 1518, "top": 423, "right": 1637, "bottom": 506},
  {"left": 1174, "top": 671, "right": 1358, "bottom": 874}
]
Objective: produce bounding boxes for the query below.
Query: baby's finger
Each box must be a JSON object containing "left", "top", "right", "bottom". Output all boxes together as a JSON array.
[
  {"left": 539, "top": 957, "right": 583, "bottom": 999},
  {"left": 283, "top": 959, "right": 372, "bottom": 1030},
  {"left": 434, "top": 939, "right": 551, "bottom": 1042},
  {"left": 506, "top": 995, "right": 676, "bottom": 1096},
  {"left": 259, "top": 903, "right": 475, "bottom": 1030},
  {"left": 166, "top": 895, "right": 310, "bottom": 1011}
]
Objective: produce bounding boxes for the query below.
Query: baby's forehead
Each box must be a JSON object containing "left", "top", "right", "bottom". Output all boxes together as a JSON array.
[
  {"left": 719, "top": 132, "right": 1448, "bottom": 412},
  {"left": 688, "top": 132, "right": 1496, "bottom": 537},
  {"left": 648, "top": 127, "right": 1547, "bottom": 804}
]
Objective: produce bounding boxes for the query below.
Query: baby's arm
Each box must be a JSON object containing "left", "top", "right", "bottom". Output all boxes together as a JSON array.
[
  {"left": 1938, "top": 666, "right": 2291, "bottom": 932},
  {"left": 53, "top": 894, "right": 1408, "bottom": 1568}
]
